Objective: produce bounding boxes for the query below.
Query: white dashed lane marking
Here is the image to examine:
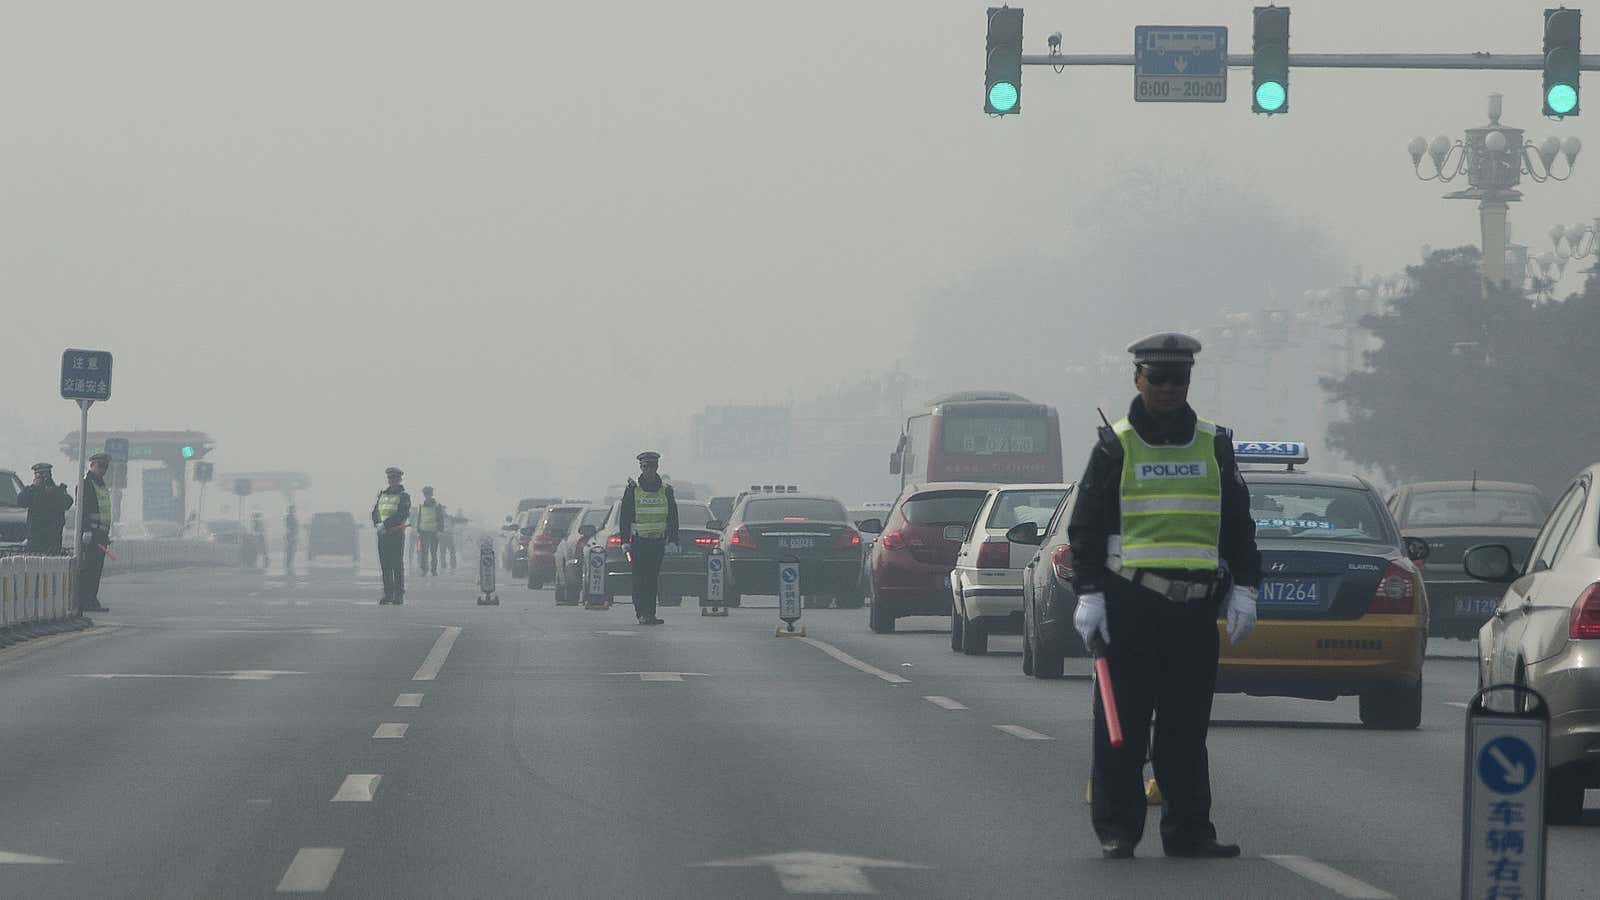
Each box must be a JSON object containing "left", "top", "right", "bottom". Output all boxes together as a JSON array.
[
  {"left": 994, "top": 725, "right": 1053, "bottom": 741},
  {"left": 605, "top": 672, "right": 709, "bottom": 682},
  {"left": 412, "top": 626, "right": 461, "bottom": 681},
  {"left": 394, "top": 693, "right": 423, "bottom": 708},
  {"left": 372, "top": 723, "right": 408, "bottom": 739},
  {"left": 1265, "top": 854, "right": 1395, "bottom": 899},
  {"left": 924, "top": 696, "right": 968, "bottom": 710},
  {"left": 331, "top": 774, "right": 381, "bottom": 802},
  {"left": 276, "top": 848, "right": 344, "bottom": 893},
  {"left": 796, "top": 638, "right": 910, "bottom": 684}
]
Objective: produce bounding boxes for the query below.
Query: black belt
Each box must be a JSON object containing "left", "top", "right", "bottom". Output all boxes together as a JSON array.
[{"left": 1123, "top": 569, "right": 1216, "bottom": 603}]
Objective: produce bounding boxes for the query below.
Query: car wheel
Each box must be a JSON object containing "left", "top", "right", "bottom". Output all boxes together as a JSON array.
[
  {"left": 803, "top": 595, "right": 824, "bottom": 610},
  {"left": 1022, "top": 631, "right": 1036, "bottom": 676},
  {"left": 835, "top": 591, "right": 865, "bottom": 609},
  {"left": 949, "top": 604, "right": 964, "bottom": 651},
  {"left": 724, "top": 586, "right": 741, "bottom": 608},
  {"left": 961, "top": 616, "right": 989, "bottom": 656},
  {"left": 1359, "top": 681, "right": 1423, "bottom": 729},
  {"left": 1546, "top": 763, "right": 1588, "bottom": 825},
  {"left": 660, "top": 595, "right": 682, "bottom": 607},
  {"left": 869, "top": 596, "right": 896, "bottom": 633}
]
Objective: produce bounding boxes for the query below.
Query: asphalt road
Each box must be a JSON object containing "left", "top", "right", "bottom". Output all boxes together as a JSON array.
[{"left": 0, "top": 562, "right": 1594, "bottom": 899}]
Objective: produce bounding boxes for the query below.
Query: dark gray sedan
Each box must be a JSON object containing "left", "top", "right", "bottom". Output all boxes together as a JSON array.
[{"left": 1011, "top": 487, "right": 1081, "bottom": 678}]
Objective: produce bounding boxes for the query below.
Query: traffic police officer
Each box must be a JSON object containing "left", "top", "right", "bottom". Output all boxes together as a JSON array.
[
  {"left": 1066, "top": 332, "right": 1261, "bottom": 860},
  {"left": 438, "top": 504, "right": 458, "bottom": 572},
  {"left": 283, "top": 504, "right": 300, "bottom": 571},
  {"left": 19, "top": 463, "right": 73, "bottom": 555},
  {"left": 77, "top": 452, "right": 114, "bottom": 613},
  {"left": 415, "top": 486, "right": 443, "bottom": 576},
  {"left": 371, "top": 467, "right": 412, "bottom": 604},
  {"left": 617, "top": 451, "right": 679, "bottom": 625}
]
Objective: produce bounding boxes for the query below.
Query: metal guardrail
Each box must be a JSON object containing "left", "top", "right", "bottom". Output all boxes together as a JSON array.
[
  {"left": 100, "top": 539, "right": 237, "bottom": 575},
  {"left": 0, "top": 555, "right": 82, "bottom": 642}
]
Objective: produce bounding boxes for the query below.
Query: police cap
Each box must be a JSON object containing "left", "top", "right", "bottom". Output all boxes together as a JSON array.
[
  {"left": 636, "top": 451, "right": 661, "bottom": 464},
  {"left": 385, "top": 466, "right": 403, "bottom": 477},
  {"left": 88, "top": 452, "right": 112, "bottom": 464},
  {"left": 1127, "top": 332, "right": 1202, "bottom": 367},
  {"left": 422, "top": 485, "right": 434, "bottom": 494},
  {"left": 32, "top": 462, "right": 53, "bottom": 473}
]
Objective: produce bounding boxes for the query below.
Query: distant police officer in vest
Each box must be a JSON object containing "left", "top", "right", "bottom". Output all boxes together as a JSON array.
[
  {"left": 415, "top": 486, "right": 443, "bottom": 576},
  {"left": 1066, "top": 332, "right": 1261, "bottom": 860},
  {"left": 77, "top": 452, "right": 114, "bottom": 613},
  {"left": 283, "top": 505, "right": 300, "bottom": 572},
  {"left": 618, "top": 451, "right": 680, "bottom": 625},
  {"left": 19, "top": 462, "right": 73, "bottom": 555},
  {"left": 371, "top": 467, "right": 412, "bottom": 604}
]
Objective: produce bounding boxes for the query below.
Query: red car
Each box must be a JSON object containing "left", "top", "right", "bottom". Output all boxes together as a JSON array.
[
  {"left": 866, "top": 482, "right": 995, "bottom": 633},
  {"left": 527, "top": 504, "right": 585, "bottom": 589}
]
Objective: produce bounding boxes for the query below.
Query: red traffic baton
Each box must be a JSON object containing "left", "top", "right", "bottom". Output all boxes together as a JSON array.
[
  {"left": 1090, "top": 638, "right": 1124, "bottom": 749},
  {"left": 97, "top": 544, "right": 118, "bottom": 562}
]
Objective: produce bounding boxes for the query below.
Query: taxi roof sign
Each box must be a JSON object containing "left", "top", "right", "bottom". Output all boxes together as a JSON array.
[{"left": 1233, "top": 441, "right": 1310, "bottom": 467}]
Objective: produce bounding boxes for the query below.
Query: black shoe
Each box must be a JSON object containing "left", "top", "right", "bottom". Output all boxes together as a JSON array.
[
  {"left": 81, "top": 604, "right": 108, "bottom": 613},
  {"left": 1164, "top": 839, "right": 1240, "bottom": 859},
  {"left": 645, "top": 617, "right": 664, "bottom": 625},
  {"left": 1101, "top": 840, "right": 1135, "bottom": 859}
]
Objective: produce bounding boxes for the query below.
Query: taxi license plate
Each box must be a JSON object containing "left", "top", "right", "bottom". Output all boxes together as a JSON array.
[
  {"left": 779, "top": 538, "right": 815, "bottom": 550},
  {"left": 1260, "top": 578, "right": 1319, "bottom": 605},
  {"left": 1453, "top": 596, "right": 1499, "bottom": 616}
]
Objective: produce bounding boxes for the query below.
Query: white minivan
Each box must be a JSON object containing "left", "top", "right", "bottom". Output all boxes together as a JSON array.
[{"left": 949, "top": 483, "right": 1071, "bottom": 655}]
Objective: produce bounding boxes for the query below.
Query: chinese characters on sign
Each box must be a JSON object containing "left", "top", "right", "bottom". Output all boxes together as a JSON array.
[{"left": 60, "top": 349, "right": 113, "bottom": 401}]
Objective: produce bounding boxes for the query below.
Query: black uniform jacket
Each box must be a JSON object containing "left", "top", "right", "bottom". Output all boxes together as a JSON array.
[
  {"left": 18, "top": 481, "right": 72, "bottom": 545},
  {"left": 617, "top": 478, "right": 679, "bottom": 544},
  {"left": 1067, "top": 398, "right": 1261, "bottom": 595},
  {"left": 372, "top": 485, "right": 412, "bottom": 530}
]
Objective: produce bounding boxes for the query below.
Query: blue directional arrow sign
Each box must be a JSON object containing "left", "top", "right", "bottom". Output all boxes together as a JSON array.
[{"left": 1133, "top": 25, "right": 1228, "bottom": 103}]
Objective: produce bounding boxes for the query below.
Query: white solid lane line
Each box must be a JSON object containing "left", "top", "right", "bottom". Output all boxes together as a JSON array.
[
  {"left": 1444, "top": 701, "right": 1470, "bottom": 708},
  {"left": 372, "top": 723, "right": 409, "bottom": 739},
  {"left": 796, "top": 637, "right": 910, "bottom": 684},
  {"left": 1265, "top": 855, "right": 1396, "bottom": 899},
  {"left": 412, "top": 626, "right": 462, "bottom": 681},
  {"left": 604, "top": 672, "right": 709, "bottom": 682},
  {"left": 0, "top": 850, "right": 66, "bottom": 864},
  {"left": 924, "top": 695, "right": 969, "bottom": 710},
  {"left": 394, "top": 693, "right": 423, "bottom": 708},
  {"left": 994, "top": 724, "right": 1053, "bottom": 741},
  {"left": 276, "top": 848, "right": 344, "bottom": 893},
  {"left": 331, "top": 774, "right": 381, "bottom": 802}
]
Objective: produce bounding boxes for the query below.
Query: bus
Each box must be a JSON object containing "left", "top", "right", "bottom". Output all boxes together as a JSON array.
[{"left": 889, "top": 391, "right": 1063, "bottom": 489}]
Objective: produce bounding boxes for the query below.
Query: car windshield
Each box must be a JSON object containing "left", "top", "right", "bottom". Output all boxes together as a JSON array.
[
  {"left": 900, "top": 491, "right": 988, "bottom": 527},
  {"left": 1249, "top": 483, "right": 1390, "bottom": 543},
  {"left": 1405, "top": 490, "right": 1547, "bottom": 527},
  {"left": 677, "top": 503, "right": 713, "bottom": 528},
  {"left": 985, "top": 489, "right": 1067, "bottom": 529},
  {"left": 541, "top": 507, "right": 581, "bottom": 533},
  {"left": 745, "top": 498, "right": 848, "bottom": 523},
  {"left": 0, "top": 474, "right": 20, "bottom": 507}
]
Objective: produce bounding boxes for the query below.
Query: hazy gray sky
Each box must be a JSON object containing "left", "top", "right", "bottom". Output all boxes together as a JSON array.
[{"left": 5, "top": 1, "right": 1595, "bottom": 517}]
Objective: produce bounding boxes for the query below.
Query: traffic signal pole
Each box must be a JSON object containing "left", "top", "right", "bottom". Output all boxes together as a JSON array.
[{"left": 1022, "top": 52, "right": 1600, "bottom": 71}]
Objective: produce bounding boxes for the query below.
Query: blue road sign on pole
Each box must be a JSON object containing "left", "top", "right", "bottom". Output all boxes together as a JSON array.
[
  {"left": 1463, "top": 686, "right": 1548, "bottom": 900},
  {"left": 1133, "top": 25, "right": 1228, "bottom": 103},
  {"left": 60, "top": 349, "right": 113, "bottom": 401}
]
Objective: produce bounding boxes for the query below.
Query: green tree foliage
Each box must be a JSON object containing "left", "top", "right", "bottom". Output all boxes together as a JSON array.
[{"left": 1326, "top": 247, "right": 1600, "bottom": 494}]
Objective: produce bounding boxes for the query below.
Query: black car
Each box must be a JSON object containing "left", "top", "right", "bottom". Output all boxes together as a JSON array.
[
  {"left": 720, "top": 493, "right": 864, "bottom": 609},
  {"left": 307, "top": 512, "right": 360, "bottom": 561},
  {"left": 1010, "top": 486, "right": 1081, "bottom": 678},
  {"left": 1388, "top": 480, "right": 1548, "bottom": 638},
  {"left": 593, "top": 499, "right": 722, "bottom": 606},
  {"left": 0, "top": 470, "right": 26, "bottom": 553}
]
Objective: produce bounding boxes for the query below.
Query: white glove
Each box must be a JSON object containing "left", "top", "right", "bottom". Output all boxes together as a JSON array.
[
  {"left": 1073, "top": 591, "right": 1110, "bottom": 651},
  {"left": 1226, "top": 586, "right": 1258, "bottom": 644},
  {"left": 665, "top": 542, "right": 681, "bottom": 555},
  {"left": 622, "top": 542, "right": 632, "bottom": 555}
]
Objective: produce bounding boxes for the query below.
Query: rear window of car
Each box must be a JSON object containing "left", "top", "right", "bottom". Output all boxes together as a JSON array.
[
  {"left": 541, "top": 507, "right": 581, "bottom": 533},
  {"left": 580, "top": 508, "right": 609, "bottom": 528},
  {"left": 900, "top": 491, "right": 988, "bottom": 527},
  {"left": 985, "top": 489, "right": 1068, "bottom": 529},
  {"left": 677, "top": 503, "right": 713, "bottom": 528},
  {"left": 1404, "top": 490, "right": 1548, "bottom": 527},
  {"left": 1249, "top": 483, "right": 1391, "bottom": 543},
  {"left": 745, "top": 498, "right": 848, "bottom": 523}
]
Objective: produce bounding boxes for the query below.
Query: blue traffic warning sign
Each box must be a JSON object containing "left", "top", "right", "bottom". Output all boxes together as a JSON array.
[
  {"left": 781, "top": 566, "right": 799, "bottom": 584},
  {"left": 1477, "top": 735, "right": 1538, "bottom": 795}
]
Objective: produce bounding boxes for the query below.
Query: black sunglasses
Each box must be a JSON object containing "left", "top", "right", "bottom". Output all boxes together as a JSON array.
[{"left": 1141, "top": 367, "right": 1191, "bottom": 387}]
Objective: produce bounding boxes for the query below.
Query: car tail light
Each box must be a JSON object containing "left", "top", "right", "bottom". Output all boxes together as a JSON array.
[
  {"left": 1368, "top": 561, "right": 1417, "bottom": 614},
  {"left": 608, "top": 534, "right": 624, "bottom": 546},
  {"left": 730, "top": 526, "right": 756, "bottom": 549},
  {"left": 832, "top": 529, "right": 862, "bottom": 549},
  {"left": 976, "top": 541, "right": 1009, "bottom": 568},
  {"left": 783, "top": 516, "right": 808, "bottom": 522},
  {"left": 1051, "top": 544, "right": 1074, "bottom": 582},
  {"left": 694, "top": 535, "right": 719, "bottom": 547},
  {"left": 879, "top": 530, "right": 906, "bottom": 551},
  {"left": 1570, "top": 583, "right": 1600, "bottom": 640}
]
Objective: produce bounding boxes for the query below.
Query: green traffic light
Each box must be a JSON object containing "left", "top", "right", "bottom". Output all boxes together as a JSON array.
[
  {"left": 988, "top": 82, "right": 1019, "bottom": 113},
  {"left": 1547, "top": 83, "right": 1578, "bottom": 115},
  {"left": 181, "top": 445, "right": 195, "bottom": 459},
  {"left": 1255, "top": 81, "right": 1286, "bottom": 112}
]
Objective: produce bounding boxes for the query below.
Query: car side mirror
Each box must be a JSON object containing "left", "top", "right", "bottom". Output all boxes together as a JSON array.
[
  {"left": 501, "top": 523, "right": 517, "bottom": 531},
  {"left": 705, "top": 519, "right": 723, "bottom": 532},
  {"left": 1463, "top": 543, "right": 1518, "bottom": 582},
  {"left": 1006, "top": 521, "right": 1042, "bottom": 545},
  {"left": 942, "top": 524, "right": 968, "bottom": 542},
  {"left": 578, "top": 525, "right": 597, "bottom": 538},
  {"left": 1402, "top": 536, "right": 1431, "bottom": 563},
  {"left": 856, "top": 518, "right": 883, "bottom": 535},
  {"left": 888, "top": 452, "right": 902, "bottom": 476}
]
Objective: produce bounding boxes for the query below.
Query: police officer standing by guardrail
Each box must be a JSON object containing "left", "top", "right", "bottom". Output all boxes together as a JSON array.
[
  {"left": 19, "top": 463, "right": 72, "bottom": 555},
  {"left": 618, "top": 451, "right": 679, "bottom": 625},
  {"left": 1066, "top": 332, "right": 1261, "bottom": 860},
  {"left": 371, "top": 466, "right": 412, "bottom": 605},
  {"left": 76, "top": 452, "right": 113, "bottom": 613}
]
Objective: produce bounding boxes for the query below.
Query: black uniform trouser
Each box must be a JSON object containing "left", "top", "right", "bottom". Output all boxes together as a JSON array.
[
  {"left": 76, "top": 542, "right": 107, "bottom": 609},
  {"left": 630, "top": 537, "right": 666, "bottom": 618},
  {"left": 418, "top": 532, "right": 440, "bottom": 574},
  {"left": 1090, "top": 575, "right": 1221, "bottom": 850},
  {"left": 378, "top": 531, "right": 406, "bottom": 600},
  {"left": 285, "top": 538, "right": 297, "bottom": 569},
  {"left": 440, "top": 534, "right": 457, "bottom": 570}
]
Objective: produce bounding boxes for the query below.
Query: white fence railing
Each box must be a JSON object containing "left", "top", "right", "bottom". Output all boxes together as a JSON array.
[
  {"left": 0, "top": 555, "right": 77, "bottom": 633},
  {"left": 101, "top": 539, "right": 237, "bottom": 575}
]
